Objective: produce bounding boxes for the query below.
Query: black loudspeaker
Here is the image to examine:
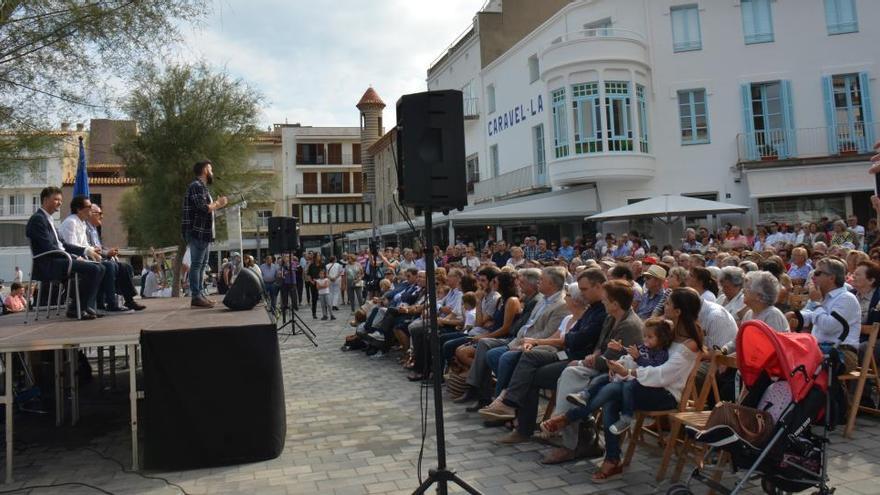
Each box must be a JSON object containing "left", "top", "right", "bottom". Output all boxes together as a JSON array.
[
  {"left": 222, "top": 267, "right": 264, "bottom": 311},
  {"left": 141, "top": 323, "right": 286, "bottom": 469},
  {"left": 396, "top": 90, "right": 467, "bottom": 211},
  {"left": 268, "top": 216, "right": 298, "bottom": 253}
]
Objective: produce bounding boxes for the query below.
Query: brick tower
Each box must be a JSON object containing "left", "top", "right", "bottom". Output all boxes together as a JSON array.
[{"left": 356, "top": 87, "right": 385, "bottom": 201}]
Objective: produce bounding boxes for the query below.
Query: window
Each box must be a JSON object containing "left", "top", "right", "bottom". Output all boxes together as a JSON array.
[
  {"left": 584, "top": 18, "right": 612, "bottom": 36},
  {"left": 528, "top": 55, "right": 540, "bottom": 84},
  {"left": 671, "top": 5, "right": 702, "bottom": 52},
  {"left": 487, "top": 84, "right": 496, "bottom": 114},
  {"left": 466, "top": 155, "right": 480, "bottom": 194},
  {"left": 740, "top": 81, "right": 796, "bottom": 159},
  {"left": 302, "top": 172, "right": 318, "bottom": 194},
  {"left": 825, "top": 0, "right": 858, "bottom": 34},
  {"left": 605, "top": 81, "right": 634, "bottom": 152},
  {"left": 31, "top": 195, "right": 39, "bottom": 214},
  {"left": 571, "top": 83, "right": 602, "bottom": 154},
  {"left": 551, "top": 88, "right": 570, "bottom": 158},
  {"left": 256, "top": 210, "right": 272, "bottom": 228},
  {"left": 322, "top": 172, "right": 345, "bottom": 194},
  {"left": 741, "top": 0, "right": 774, "bottom": 44},
  {"left": 678, "top": 89, "right": 710, "bottom": 144},
  {"left": 301, "top": 204, "right": 310, "bottom": 223},
  {"left": 758, "top": 194, "right": 846, "bottom": 224},
  {"left": 0, "top": 196, "right": 4, "bottom": 216},
  {"left": 8, "top": 194, "right": 24, "bottom": 216},
  {"left": 490, "top": 145, "right": 500, "bottom": 178},
  {"left": 823, "top": 73, "right": 875, "bottom": 154},
  {"left": 637, "top": 84, "right": 649, "bottom": 153},
  {"left": 532, "top": 125, "right": 546, "bottom": 178}
]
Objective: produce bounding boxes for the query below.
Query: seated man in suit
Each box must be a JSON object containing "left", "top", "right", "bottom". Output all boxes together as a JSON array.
[
  {"left": 86, "top": 204, "right": 145, "bottom": 311},
  {"left": 60, "top": 195, "right": 129, "bottom": 313},
  {"left": 26, "top": 187, "right": 104, "bottom": 320}
]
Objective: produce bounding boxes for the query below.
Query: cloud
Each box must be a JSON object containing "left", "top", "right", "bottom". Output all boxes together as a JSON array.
[{"left": 178, "top": 0, "right": 484, "bottom": 128}]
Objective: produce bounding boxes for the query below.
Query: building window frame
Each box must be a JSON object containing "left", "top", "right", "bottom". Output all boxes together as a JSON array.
[
  {"left": 528, "top": 55, "right": 540, "bottom": 84},
  {"left": 670, "top": 4, "right": 702, "bottom": 52},
  {"left": 678, "top": 88, "right": 710, "bottom": 145},
  {"left": 487, "top": 84, "right": 496, "bottom": 114},
  {"left": 489, "top": 144, "right": 500, "bottom": 178},
  {"left": 551, "top": 88, "right": 570, "bottom": 158},
  {"left": 741, "top": 0, "right": 774, "bottom": 44},
  {"left": 824, "top": 0, "right": 858, "bottom": 35},
  {"left": 604, "top": 81, "right": 634, "bottom": 152},
  {"left": 636, "top": 84, "right": 649, "bottom": 153},
  {"left": 572, "top": 82, "right": 603, "bottom": 154},
  {"left": 532, "top": 124, "right": 546, "bottom": 177}
]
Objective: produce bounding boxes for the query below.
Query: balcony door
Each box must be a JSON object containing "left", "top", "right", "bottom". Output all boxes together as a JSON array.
[
  {"left": 327, "top": 143, "right": 342, "bottom": 164},
  {"left": 824, "top": 73, "right": 875, "bottom": 154},
  {"left": 740, "top": 81, "right": 796, "bottom": 159}
]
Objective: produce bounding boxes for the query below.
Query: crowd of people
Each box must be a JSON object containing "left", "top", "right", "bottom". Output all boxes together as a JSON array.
[{"left": 327, "top": 216, "right": 879, "bottom": 483}]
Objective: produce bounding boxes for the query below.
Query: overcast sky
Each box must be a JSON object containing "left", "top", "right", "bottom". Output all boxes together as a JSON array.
[{"left": 178, "top": 0, "right": 484, "bottom": 129}]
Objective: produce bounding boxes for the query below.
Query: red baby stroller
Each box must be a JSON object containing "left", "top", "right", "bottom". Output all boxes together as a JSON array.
[{"left": 668, "top": 321, "right": 835, "bottom": 495}]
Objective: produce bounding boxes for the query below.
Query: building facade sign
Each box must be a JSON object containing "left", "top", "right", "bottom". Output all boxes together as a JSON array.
[{"left": 487, "top": 95, "right": 543, "bottom": 137}]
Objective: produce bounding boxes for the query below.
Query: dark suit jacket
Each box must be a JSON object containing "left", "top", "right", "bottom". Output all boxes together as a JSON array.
[{"left": 26, "top": 210, "right": 86, "bottom": 280}]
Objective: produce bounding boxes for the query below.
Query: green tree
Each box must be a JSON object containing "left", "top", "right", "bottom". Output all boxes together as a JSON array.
[
  {"left": 117, "top": 63, "right": 269, "bottom": 297},
  {"left": 0, "top": 0, "right": 208, "bottom": 177}
]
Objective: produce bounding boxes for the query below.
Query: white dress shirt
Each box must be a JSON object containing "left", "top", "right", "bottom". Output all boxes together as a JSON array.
[
  {"left": 698, "top": 300, "right": 738, "bottom": 350},
  {"left": 716, "top": 290, "right": 746, "bottom": 323},
  {"left": 59, "top": 214, "right": 90, "bottom": 248},
  {"left": 801, "top": 286, "right": 861, "bottom": 349}
]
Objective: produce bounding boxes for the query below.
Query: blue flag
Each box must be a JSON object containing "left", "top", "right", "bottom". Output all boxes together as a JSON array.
[{"left": 73, "top": 136, "right": 89, "bottom": 198}]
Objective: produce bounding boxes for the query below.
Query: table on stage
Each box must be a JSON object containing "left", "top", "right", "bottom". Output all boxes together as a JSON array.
[{"left": 0, "top": 296, "right": 272, "bottom": 483}]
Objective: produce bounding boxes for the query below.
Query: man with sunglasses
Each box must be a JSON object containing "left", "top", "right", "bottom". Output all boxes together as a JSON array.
[
  {"left": 87, "top": 204, "right": 145, "bottom": 311},
  {"left": 787, "top": 257, "right": 860, "bottom": 373}
]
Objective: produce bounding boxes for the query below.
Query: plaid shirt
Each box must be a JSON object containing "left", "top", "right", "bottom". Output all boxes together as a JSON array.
[
  {"left": 181, "top": 178, "right": 215, "bottom": 242},
  {"left": 523, "top": 245, "right": 538, "bottom": 260}
]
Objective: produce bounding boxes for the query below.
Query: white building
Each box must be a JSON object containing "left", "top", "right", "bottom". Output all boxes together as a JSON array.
[{"left": 421, "top": 0, "right": 878, "bottom": 245}]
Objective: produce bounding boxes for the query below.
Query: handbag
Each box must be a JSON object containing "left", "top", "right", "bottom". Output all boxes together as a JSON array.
[{"left": 704, "top": 402, "right": 775, "bottom": 448}]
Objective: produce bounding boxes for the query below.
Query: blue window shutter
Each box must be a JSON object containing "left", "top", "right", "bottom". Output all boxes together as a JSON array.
[
  {"left": 824, "top": 0, "right": 838, "bottom": 32},
  {"left": 859, "top": 72, "right": 875, "bottom": 152},
  {"left": 781, "top": 80, "right": 796, "bottom": 158},
  {"left": 822, "top": 75, "right": 839, "bottom": 154},
  {"left": 740, "top": 83, "right": 756, "bottom": 160}
]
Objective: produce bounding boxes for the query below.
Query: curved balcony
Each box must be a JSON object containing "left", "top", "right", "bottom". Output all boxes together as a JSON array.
[
  {"left": 540, "top": 28, "right": 650, "bottom": 81},
  {"left": 549, "top": 152, "right": 655, "bottom": 186}
]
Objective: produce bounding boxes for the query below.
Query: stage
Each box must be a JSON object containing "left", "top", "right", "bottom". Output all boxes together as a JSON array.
[{"left": 0, "top": 296, "right": 274, "bottom": 483}]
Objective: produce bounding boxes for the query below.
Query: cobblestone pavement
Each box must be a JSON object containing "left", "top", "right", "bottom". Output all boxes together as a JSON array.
[{"left": 6, "top": 312, "right": 880, "bottom": 494}]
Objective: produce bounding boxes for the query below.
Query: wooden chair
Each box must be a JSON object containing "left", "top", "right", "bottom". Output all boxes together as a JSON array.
[
  {"left": 840, "top": 323, "right": 880, "bottom": 438},
  {"left": 664, "top": 353, "right": 741, "bottom": 483},
  {"left": 622, "top": 351, "right": 706, "bottom": 481}
]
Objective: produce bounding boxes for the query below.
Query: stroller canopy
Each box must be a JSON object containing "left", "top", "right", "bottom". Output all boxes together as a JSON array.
[{"left": 736, "top": 321, "right": 828, "bottom": 402}]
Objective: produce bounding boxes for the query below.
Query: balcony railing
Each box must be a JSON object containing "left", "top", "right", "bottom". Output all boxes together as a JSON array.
[
  {"left": 296, "top": 153, "right": 358, "bottom": 166},
  {"left": 472, "top": 165, "right": 548, "bottom": 202},
  {"left": 295, "top": 183, "right": 361, "bottom": 196},
  {"left": 737, "top": 122, "right": 878, "bottom": 162},
  {"left": 463, "top": 97, "right": 479, "bottom": 119},
  {"left": 551, "top": 27, "right": 647, "bottom": 45}
]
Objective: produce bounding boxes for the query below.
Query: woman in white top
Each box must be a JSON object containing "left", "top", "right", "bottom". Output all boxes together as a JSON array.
[
  {"left": 688, "top": 266, "right": 719, "bottom": 303},
  {"left": 506, "top": 246, "right": 526, "bottom": 269},
  {"left": 720, "top": 271, "right": 788, "bottom": 354},
  {"left": 589, "top": 287, "right": 702, "bottom": 484}
]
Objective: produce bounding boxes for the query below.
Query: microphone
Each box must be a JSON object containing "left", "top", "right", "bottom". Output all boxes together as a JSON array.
[{"left": 211, "top": 175, "right": 246, "bottom": 208}]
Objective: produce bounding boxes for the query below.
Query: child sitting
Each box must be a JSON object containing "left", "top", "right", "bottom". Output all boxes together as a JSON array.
[
  {"left": 541, "top": 317, "right": 674, "bottom": 434},
  {"left": 461, "top": 292, "right": 479, "bottom": 335}
]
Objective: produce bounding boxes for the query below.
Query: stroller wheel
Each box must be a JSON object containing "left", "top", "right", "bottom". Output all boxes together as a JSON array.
[
  {"left": 761, "top": 478, "right": 786, "bottom": 495},
  {"left": 665, "top": 483, "right": 693, "bottom": 495}
]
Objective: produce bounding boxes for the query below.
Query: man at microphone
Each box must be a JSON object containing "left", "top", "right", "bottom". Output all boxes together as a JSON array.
[{"left": 182, "top": 160, "right": 228, "bottom": 308}]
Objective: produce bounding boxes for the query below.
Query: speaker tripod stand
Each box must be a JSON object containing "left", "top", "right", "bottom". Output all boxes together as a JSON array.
[
  {"left": 412, "top": 210, "right": 480, "bottom": 495},
  {"left": 276, "top": 302, "right": 318, "bottom": 347}
]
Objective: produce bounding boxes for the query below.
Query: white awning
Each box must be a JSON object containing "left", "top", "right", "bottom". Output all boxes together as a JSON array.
[
  {"left": 745, "top": 162, "right": 872, "bottom": 198},
  {"left": 587, "top": 194, "right": 749, "bottom": 221},
  {"left": 452, "top": 186, "right": 598, "bottom": 224}
]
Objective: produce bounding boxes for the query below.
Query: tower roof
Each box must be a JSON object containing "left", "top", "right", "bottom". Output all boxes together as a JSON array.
[{"left": 356, "top": 87, "right": 385, "bottom": 109}]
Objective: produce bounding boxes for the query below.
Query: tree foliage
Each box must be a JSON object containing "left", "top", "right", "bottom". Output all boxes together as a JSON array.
[
  {"left": 0, "top": 0, "right": 208, "bottom": 176},
  {"left": 116, "top": 63, "right": 268, "bottom": 294}
]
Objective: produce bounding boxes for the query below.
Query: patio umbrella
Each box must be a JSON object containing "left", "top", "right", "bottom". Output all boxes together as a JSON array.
[
  {"left": 586, "top": 194, "right": 750, "bottom": 244},
  {"left": 73, "top": 136, "right": 89, "bottom": 198}
]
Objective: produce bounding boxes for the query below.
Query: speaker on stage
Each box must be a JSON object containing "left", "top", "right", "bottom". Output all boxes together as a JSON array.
[
  {"left": 267, "top": 216, "right": 299, "bottom": 253},
  {"left": 396, "top": 90, "right": 467, "bottom": 211},
  {"left": 222, "top": 267, "right": 263, "bottom": 311}
]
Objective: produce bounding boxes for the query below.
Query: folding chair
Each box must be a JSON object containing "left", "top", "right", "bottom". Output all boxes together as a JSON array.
[
  {"left": 622, "top": 351, "right": 706, "bottom": 481},
  {"left": 24, "top": 250, "right": 81, "bottom": 324},
  {"left": 840, "top": 323, "right": 880, "bottom": 438}
]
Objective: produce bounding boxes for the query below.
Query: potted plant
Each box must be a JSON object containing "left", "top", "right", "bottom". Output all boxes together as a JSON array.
[{"left": 838, "top": 140, "right": 858, "bottom": 155}]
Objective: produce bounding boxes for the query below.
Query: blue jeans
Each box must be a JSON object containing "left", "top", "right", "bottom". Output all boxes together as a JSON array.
[
  {"left": 187, "top": 235, "right": 210, "bottom": 299},
  {"left": 487, "top": 348, "right": 522, "bottom": 396},
  {"left": 264, "top": 283, "right": 279, "bottom": 312},
  {"left": 588, "top": 379, "right": 677, "bottom": 462},
  {"left": 442, "top": 336, "right": 470, "bottom": 363}
]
